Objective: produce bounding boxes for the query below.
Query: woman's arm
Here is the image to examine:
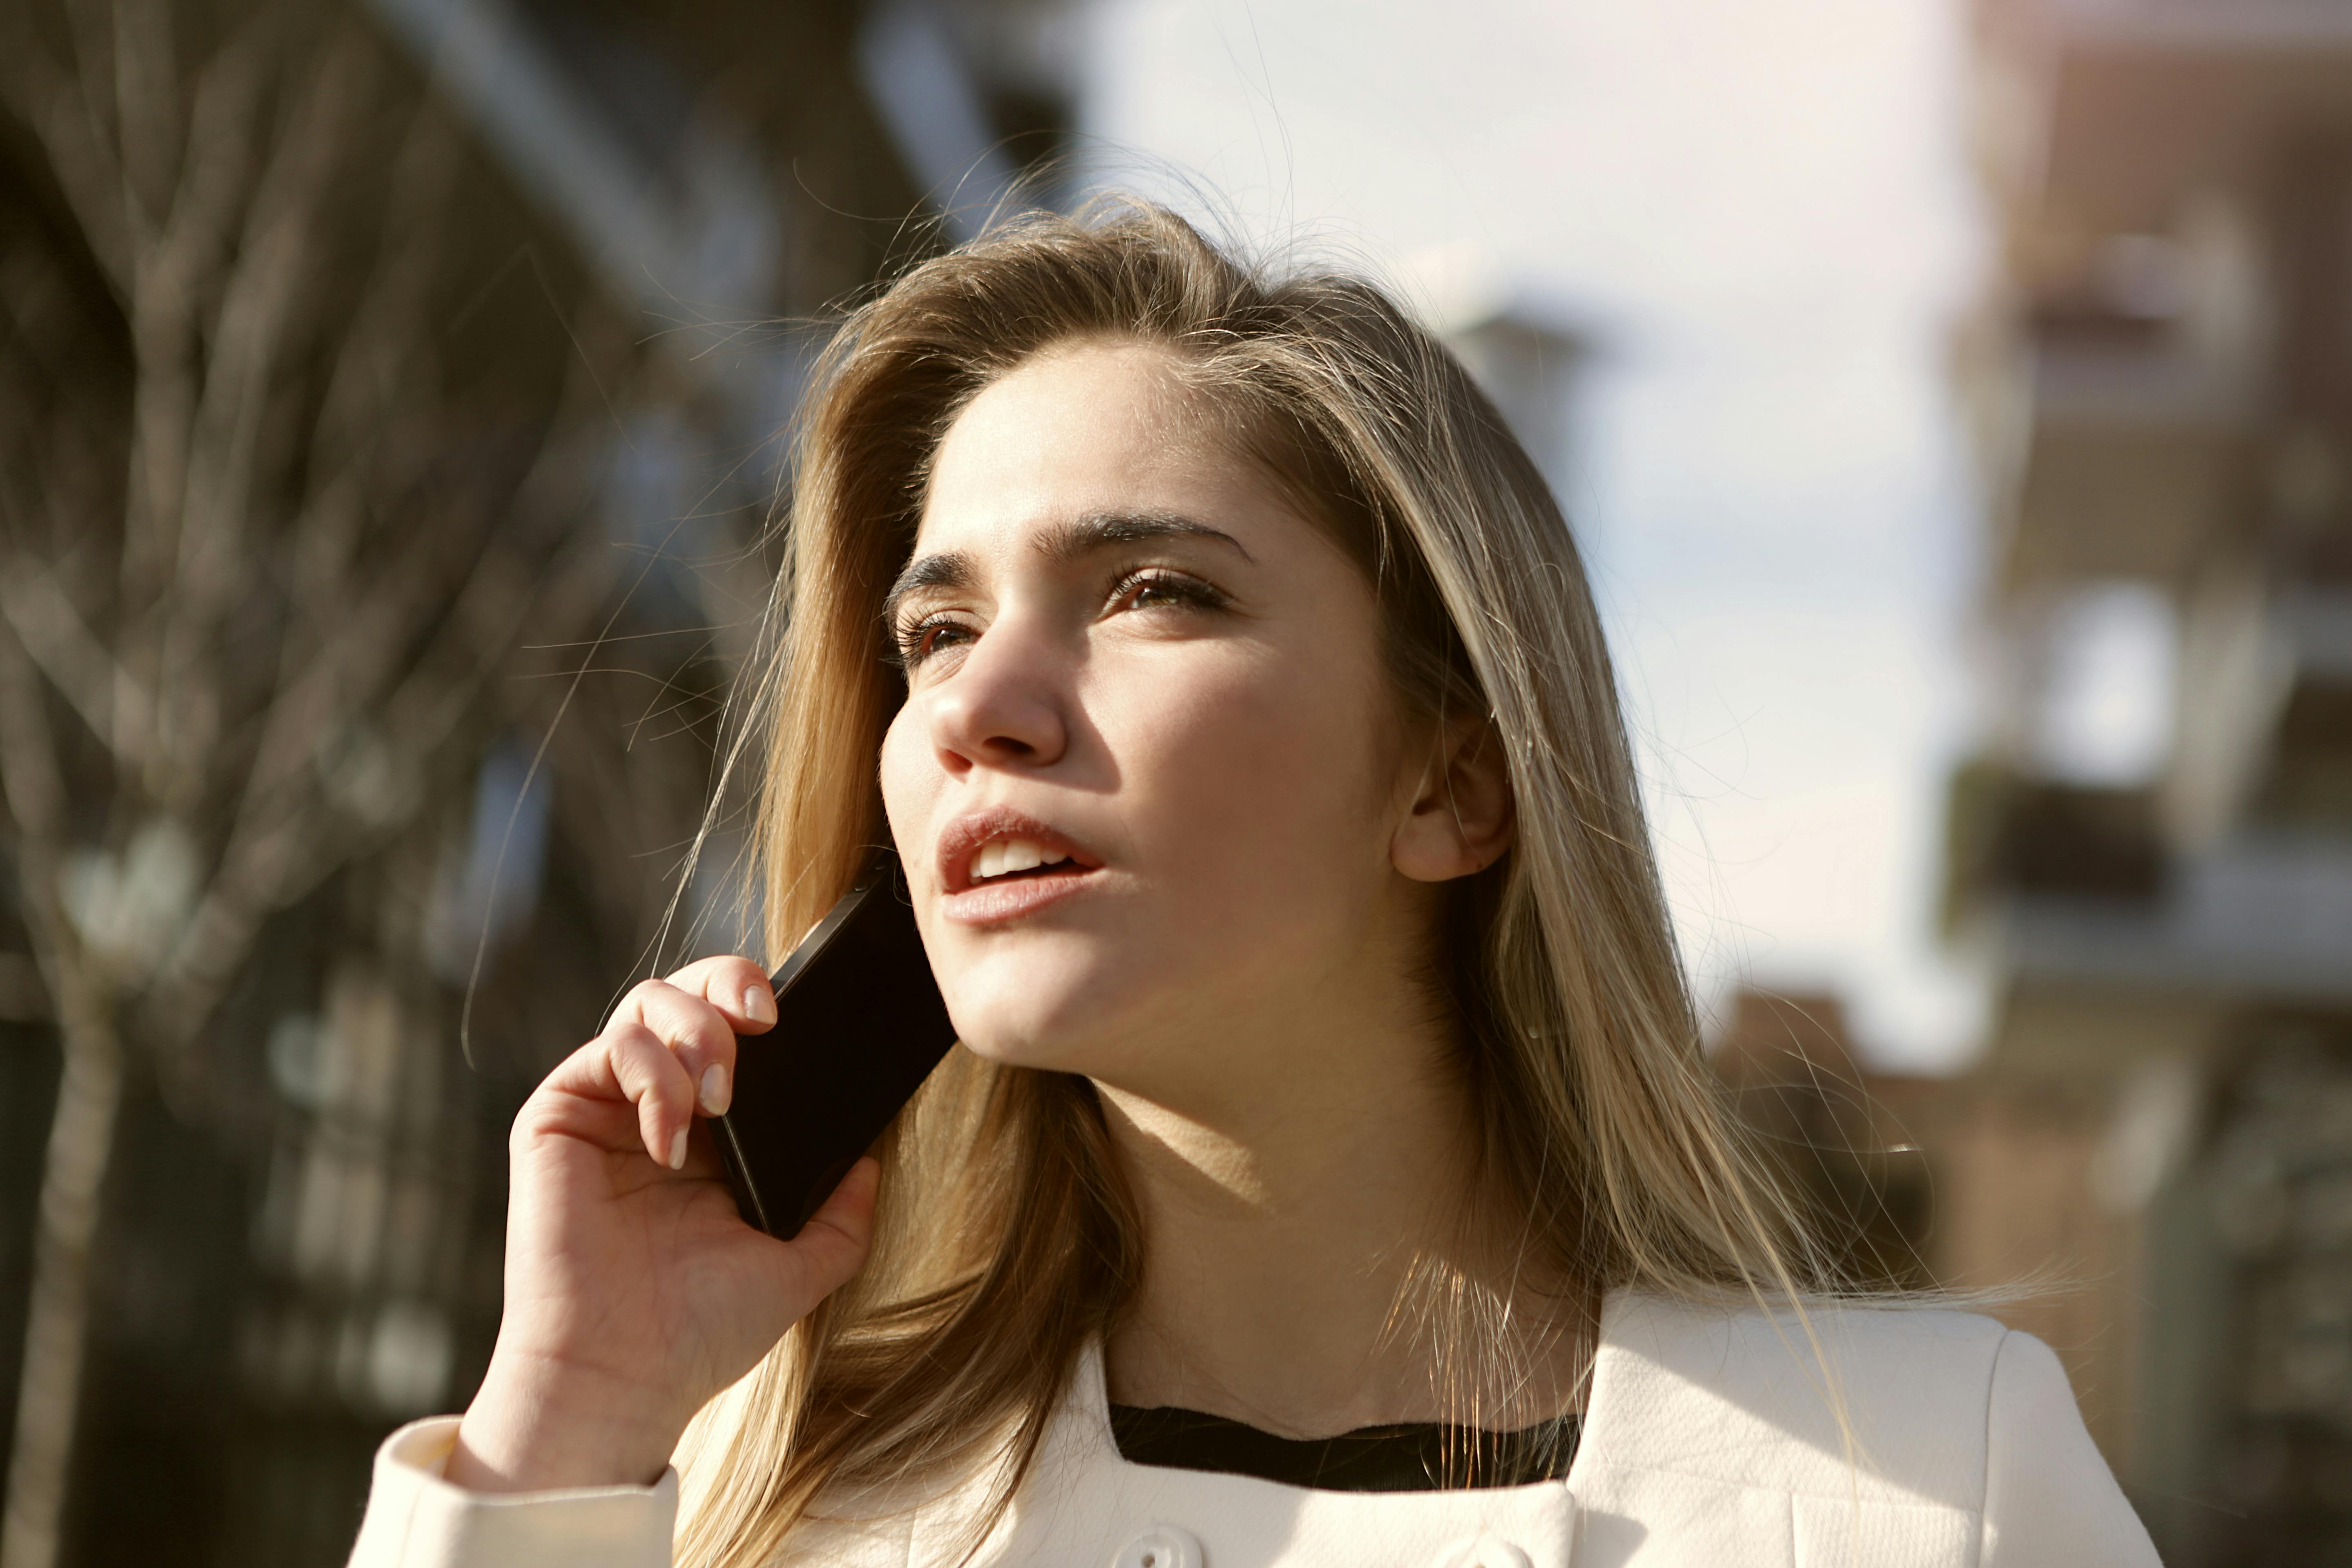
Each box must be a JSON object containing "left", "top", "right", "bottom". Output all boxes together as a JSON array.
[
  {"left": 347, "top": 1417, "right": 676, "bottom": 1568},
  {"left": 345, "top": 955, "right": 879, "bottom": 1566},
  {"left": 450, "top": 956, "right": 876, "bottom": 1490}
]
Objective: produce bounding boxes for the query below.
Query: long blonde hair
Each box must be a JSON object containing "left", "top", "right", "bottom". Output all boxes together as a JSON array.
[{"left": 673, "top": 198, "right": 1829, "bottom": 1564}]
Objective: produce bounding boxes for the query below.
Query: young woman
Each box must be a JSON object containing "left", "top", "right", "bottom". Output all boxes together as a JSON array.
[{"left": 350, "top": 203, "right": 2157, "bottom": 1568}]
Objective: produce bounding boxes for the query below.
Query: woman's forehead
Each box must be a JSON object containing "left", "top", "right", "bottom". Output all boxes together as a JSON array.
[{"left": 912, "top": 343, "right": 1285, "bottom": 561}]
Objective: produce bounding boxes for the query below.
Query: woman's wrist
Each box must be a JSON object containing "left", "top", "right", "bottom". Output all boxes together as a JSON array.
[{"left": 447, "top": 1345, "right": 686, "bottom": 1493}]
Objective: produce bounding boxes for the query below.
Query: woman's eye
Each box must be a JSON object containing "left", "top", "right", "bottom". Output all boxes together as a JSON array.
[
  {"left": 895, "top": 617, "right": 975, "bottom": 668},
  {"left": 1111, "top": 570, "right": 1226, "bottom": 615}
]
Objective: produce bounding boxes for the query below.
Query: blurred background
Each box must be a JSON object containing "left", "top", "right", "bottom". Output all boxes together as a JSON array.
[{"left": 0, "top": 0, "right": 2343, "bottom": 1561}]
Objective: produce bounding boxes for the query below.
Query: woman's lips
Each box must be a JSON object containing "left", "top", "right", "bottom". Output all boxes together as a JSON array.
[
  {"left": 938, "top": 861, "right": 1098, "bottom": 924},
  {"left": 933, "top": 806, "right": 1105, "bottom": 924}
]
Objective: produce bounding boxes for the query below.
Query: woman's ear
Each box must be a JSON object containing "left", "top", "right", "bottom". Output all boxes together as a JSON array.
[{"left": 1391, "top": 713, "right": 1516, "bottom": 883}]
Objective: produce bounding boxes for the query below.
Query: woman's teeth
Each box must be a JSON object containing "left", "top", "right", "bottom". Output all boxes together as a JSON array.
[{"left": 970, "top": 838, "right": 1070, "bottom": 882}]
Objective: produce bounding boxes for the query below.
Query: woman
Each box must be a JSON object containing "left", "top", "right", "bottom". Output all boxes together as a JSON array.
[{"left": 350, "top": 202, "right": 2157, "bottom": 1567}]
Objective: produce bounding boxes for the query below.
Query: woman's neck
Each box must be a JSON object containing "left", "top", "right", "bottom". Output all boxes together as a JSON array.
[{"left": 1093, "top": 1029, "right": 1592, "bottom": 1439}]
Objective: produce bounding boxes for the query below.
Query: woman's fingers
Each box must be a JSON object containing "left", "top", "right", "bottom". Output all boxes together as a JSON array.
[
  {"left": 660, "top": 955, "right": 778, "bottom": 1037},
  {"left": 523, "top": 1022, "right": 701, "bottom": 1167},
  {"left": 608, "top": 978, "right": 744, "bottom": 1119},
  {"left": 522, "top": 958, "right": 776, "bottom": 1172},
  {"left": 621, "top": 958, "right": 778, "bottom": 1121},
  {"left": 784, "top": 1157, "right": 880, "bottom": 1295},
  {"left": 606, "top": 1021, "right": 702, "bottom": 1167}
]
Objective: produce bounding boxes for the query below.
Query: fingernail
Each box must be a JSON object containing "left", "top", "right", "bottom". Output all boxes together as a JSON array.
[
  {"left": 742, "top": 985, "right": 776, "bottom": 1026},
  {"left": 667, "top": 1128, "right": 688, "bottom": 1170},
  {"left": 699, "top": 1064, "right": 731, "bottom": 1117}
]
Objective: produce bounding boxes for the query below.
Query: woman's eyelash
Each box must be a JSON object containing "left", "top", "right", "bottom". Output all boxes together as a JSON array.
[
  {"left": 1108, "top": 567, "right": 1229, "bottom": 613},
  {"left": 889, "top": 613, "right": 973, "bottom": 669},
  {"left": 889, "top": 568, "right": 1230, "bottom": 670}
]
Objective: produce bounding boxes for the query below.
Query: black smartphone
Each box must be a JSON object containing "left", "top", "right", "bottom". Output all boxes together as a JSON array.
[{"left": 708, "top": 851, "right": 957, "bottom": 1239}]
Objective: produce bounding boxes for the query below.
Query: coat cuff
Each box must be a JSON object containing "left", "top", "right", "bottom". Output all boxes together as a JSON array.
[{"left": 346, "top": 1416, "right": 677, "bottom": 1568}]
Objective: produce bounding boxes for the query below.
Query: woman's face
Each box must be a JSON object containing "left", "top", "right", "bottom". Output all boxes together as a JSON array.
[{"left": 878, "top": 339, "right": 1479, "bottom": 1115}]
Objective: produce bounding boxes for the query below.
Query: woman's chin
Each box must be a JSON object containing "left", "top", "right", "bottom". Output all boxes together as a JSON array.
[
  {"left": 945, "top": 977, "right": 1152, "bottom": 1079},
  {"left": 940, "top": 940, "right": 1091, "bottom": 1025}
]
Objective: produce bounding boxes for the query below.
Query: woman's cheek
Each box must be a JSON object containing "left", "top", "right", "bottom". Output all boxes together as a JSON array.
[
  {"left": 1117, "top": 648, "right": 1367, "bottom": 887},
  {"left": 878, "top": 709, "right": 936, "bottom": 869}
]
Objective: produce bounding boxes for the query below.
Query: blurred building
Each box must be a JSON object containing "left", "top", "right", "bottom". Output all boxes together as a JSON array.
[
  {"left": 1713, "top": 991, "right": 1940, "bottom": 1293},
  {"left": 1403, "top": 241, "right": 1590, "bottom": 505},
  {"left": 1713, "top": 983, "right": 2156, "bottom": 1493},
  {"left": 1948, "top": 0, "right": 2352, "bottom": 1559},
  {"left": 0, "top": 2, "right": 1077, "bottom": 1565}
]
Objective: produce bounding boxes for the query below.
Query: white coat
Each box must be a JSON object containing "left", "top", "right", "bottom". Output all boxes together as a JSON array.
[{"left": 346, "top": 1293, "right": 2161, "bottom": 1567}]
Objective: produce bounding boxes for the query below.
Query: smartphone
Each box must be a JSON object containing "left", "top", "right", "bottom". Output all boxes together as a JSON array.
[{"left": 708, "top": 851, "right": 956, "bottom": 1239}]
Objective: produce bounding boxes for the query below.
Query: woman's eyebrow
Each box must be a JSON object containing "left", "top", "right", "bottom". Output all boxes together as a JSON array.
[
  {"left": 1043, "top": 511, "right": 1256, "bottom": 565},
  {"left": 882, "top": 550, "right": 972, "bottom": 627},
  {"left": 882, "top": 513, "right": 1254, "bottom": 626}
]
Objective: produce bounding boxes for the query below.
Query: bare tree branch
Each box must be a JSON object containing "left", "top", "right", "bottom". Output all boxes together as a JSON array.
[
  {"left": 0, "top": 6, "right": 700, "bottom": 1554},
  {"left": 0, "top": 621, "right": 71, "bottom": 862},
  {"left": 0, "top": 618, "right": 121, "bottom": 1568},
  {"left": 118, "top": 31, "right": 267, "bottom": 657},
  {"left": 0, "top": 6, "right": 126, "bottom": 283},
  {"left": 0, "top": 568, "right": 157, "bottom": 768},
  {"left": 107, "top": 0, "right": 180, "bottom": 236}
]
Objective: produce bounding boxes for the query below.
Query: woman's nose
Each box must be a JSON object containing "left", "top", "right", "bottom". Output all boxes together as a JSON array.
[{"left": 922, "top": 623, "right": 1071, "bottom": 773}]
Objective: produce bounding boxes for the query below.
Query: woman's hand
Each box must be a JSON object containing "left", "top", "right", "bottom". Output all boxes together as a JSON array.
[{"left": 447, "top": 956, "right": 878, "bottom": 1492}]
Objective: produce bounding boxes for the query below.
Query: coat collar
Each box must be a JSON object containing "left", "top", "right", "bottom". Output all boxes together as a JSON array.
[
  {"left": 1054, "top": 1287, "right": 1658, "bottom": 1489},
  {"left": 894, "top": 1292, "right": 1996, "bottom": 1568},
  {"left": 975, "top": 1338, "right": 1587, "bottom": 1568}
]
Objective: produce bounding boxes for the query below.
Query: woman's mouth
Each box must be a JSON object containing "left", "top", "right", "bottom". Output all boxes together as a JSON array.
[
  {"left": 937, "top": 812, "right": 1103, "bottom": 923},
  {"left": 967, "top": 836, "right": 1074, "bottom": 884}
]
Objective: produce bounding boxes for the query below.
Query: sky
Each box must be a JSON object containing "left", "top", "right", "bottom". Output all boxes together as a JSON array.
[{"left": 1076, "top": 0, "right": 1992, "bottom": 1070}]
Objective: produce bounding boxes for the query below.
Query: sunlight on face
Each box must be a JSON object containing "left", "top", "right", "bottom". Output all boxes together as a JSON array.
[{"left": 877, "top": 339, "right": 1425, "bottom": 1114}]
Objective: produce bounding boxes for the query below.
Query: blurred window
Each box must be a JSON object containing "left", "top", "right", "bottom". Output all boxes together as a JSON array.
[{"left": 2033, "top": 580, "right": 2180, "bottom": 787}]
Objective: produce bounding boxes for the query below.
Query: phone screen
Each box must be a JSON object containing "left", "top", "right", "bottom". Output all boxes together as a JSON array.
[{"left": 708, "top": 852, "right": 957, "bottom": 1238}]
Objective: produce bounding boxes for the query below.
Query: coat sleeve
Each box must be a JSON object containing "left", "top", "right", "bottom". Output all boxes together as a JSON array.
[
  {"left": 1978, "top": 1331, "right": 2160, "bottom": 1566},
  {"left": 345, "top": 1417, "right": 677, "bottom": 1568}
]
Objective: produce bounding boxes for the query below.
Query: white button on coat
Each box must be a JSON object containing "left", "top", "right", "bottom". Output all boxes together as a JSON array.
[{"left": 1114, "top": 1523, "right": 1203, "bottom": 1568}]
